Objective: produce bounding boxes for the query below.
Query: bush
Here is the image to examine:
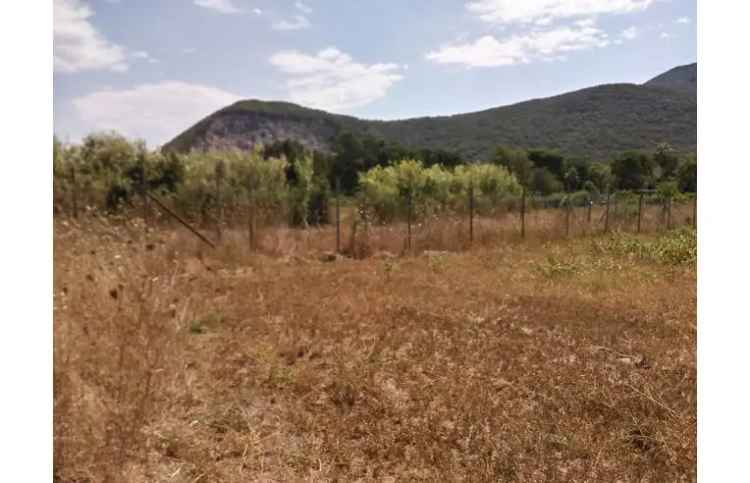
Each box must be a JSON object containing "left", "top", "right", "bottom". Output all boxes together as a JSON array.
[
  {"left": 530, "top": 168, "right": 563, "bottom": 195},
  {"left": 308, "top": 175, "right": 330, "bottom": 225},
  {"left": 612, "top": 151, "right": 654, "bottom": 190},
  {"left": 592, "top": 228, "right": 696, "bottom": 265},
  {"left": 677, "top": 156, "right": 697, "bottom": 193},
  {"left": 359, "top": 160, "right": 521, "bottom": 222}
]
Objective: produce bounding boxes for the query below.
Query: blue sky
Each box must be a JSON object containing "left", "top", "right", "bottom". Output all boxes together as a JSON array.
[{"left": 53, "top": 0, "right": 696, "bottom": 147}]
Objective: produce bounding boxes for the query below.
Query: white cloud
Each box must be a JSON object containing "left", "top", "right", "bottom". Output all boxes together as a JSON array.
[
  {"left": 676, "top": 16, "right": 691, "bottom": 24},
  {"left": 193, "top": 0, "right": 243, "bottom": 14},
  {"left": 272, "top": 15, "right": 311, "bottom": 30},
  {"left": 253, "top": 8, "right": 262, "bottom": 15},
  {"left": 54, "top": 0, "right": 128, "bottom": 73},
  {"left": 466, "top": 0, "right": 654, "bottom": 24},
  {"left": 575, "top": 18, "right": 596, "bottom": 27},
  {"left": 131, "top": 50, "right": 158, "bottom": 63},
  {"left": 621, "top": 26, "right": 638, "bottom": 40},
  {"left": 660, "top": 32, "right": 671, "bottom": 39},
  {"left": 269, "top": 47, "right": 404, "bottom": 111},
  {"left": 71, "top": 81, "right": 243, "bottom": 146},
  {"left": 426, "top": 23, "right": 609, "bottom": 67},
  {"left": 182, "top": 48, "right": 197, "bottom": 55},
  {"left": 295, "top": 1, "right": 313, "bottom": 14}
]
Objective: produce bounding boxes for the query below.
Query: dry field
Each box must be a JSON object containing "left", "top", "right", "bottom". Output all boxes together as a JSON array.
[{"left": 53, "top": 211, "right": 696, "bottom": 482}]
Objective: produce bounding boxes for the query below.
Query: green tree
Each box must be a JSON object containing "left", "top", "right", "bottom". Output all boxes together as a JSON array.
[
  {"left": 493, "top": 145, "right": 533, "bottom": 187},
  {"left": 588, "top": 162, "right": 613, "bottom": 193},
  {"left": 308, "top": 174, "right": 330, "bottom": 224},
  {"left": 530, "top": 168, "right": 563, "bottom": 195},
  {"left": 563, "top": 166, "right": 580, "bottom": 192},
  {"left": 566, "top": 158, "right": 592, "bottom": 186},
  {"left": 263, "top": 139, "right": 306, "bottom": 164},
  {"left": 287, "top": 153, "right": 314, "bottom": 226},
  {"left": 528, "top": 149, "right": 565, "bottom": 179},
  {"left": 677, "top": 156, "right": 697, "bottom": 193},
  {"left": 611, "top": 151, "right": 654, "bottom": 190},
  {"left": 657, "top": 179, "right": 679, "bottom": 200},
  {"left": 654, "top": 142, "right": 680, "bottom": 180},
  {"left": 330, "top": 132, "right": 366, "bottom": 193}
]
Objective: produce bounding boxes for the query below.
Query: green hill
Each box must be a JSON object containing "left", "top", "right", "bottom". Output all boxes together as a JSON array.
[
  {"left": 164, "top": 64, "right": 696, "bottom": 161},
  {"left": 644, "top": 62, "right": 697, "bottom": 94}
]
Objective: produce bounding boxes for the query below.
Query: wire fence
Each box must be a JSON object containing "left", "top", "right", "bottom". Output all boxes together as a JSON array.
[{"left": 53, "top": 173, "right": 697, "bottom": 259}]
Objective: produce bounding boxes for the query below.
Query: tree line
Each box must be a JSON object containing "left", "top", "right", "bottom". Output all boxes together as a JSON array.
[
  {"left": 492, "top": 142, "right": 696, "bottom": 197},
  {"left": 53, "top": 130, "right": 696, "bottom": 226}
]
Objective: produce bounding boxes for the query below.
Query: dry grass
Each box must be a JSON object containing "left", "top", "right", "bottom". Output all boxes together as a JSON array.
[{"left": 54, "top": 211, "right": 696, "bottom": 482}]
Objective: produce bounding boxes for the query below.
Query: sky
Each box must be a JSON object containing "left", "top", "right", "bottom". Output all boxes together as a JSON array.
[{"left": 53, "top": 0, "right": 697, "bottom": 148}]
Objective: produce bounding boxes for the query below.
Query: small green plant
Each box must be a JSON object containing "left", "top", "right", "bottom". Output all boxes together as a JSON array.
[
  {"left": 189, "top": 312, "right": 225, "bottom": 334},
  {"left": 427, "top": 253, "right": 449, "bottom": 274},
  {"left": 535, "top": 255, "right": 580, "bottom": 278},
  {"left": 189, "top": 319, "right": 204, "bottom": 334},
  {"left": 383, "top": 259, "right": 399, "bottom": 281}
]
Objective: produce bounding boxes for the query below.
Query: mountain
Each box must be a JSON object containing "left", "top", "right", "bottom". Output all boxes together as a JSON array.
[
  {"left": 644, "top": 62, "right": 697, "bottom": 94},
  {"left": 164, "top": 64, "right": 697, "bottom": 161}
]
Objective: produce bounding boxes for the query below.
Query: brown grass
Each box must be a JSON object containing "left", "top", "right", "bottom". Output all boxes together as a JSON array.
[{"left": 54, "top": 210, "right": 696, "bottom": 482}]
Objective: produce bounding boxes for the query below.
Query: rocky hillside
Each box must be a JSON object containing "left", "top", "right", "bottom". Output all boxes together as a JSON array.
[{"left": 164, "top": 65, "right": 697, "bottom": 161}]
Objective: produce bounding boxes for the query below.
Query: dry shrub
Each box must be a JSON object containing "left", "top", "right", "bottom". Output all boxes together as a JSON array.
[{"left": 54, "top": 219, "right": 183, "bottom": 482}]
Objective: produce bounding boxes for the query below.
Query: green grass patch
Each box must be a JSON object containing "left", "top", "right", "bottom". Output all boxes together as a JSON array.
[{"left": 591, "top": 228, "right": 696, "bottom": 266}]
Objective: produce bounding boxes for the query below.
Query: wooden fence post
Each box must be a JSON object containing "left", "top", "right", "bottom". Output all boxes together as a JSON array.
[
  {"left": 637, "top": 192, "right": 644, "bottom": 234},
  {"left": 521, "top": 187, "right": 526, "bottom": 239},
  {"left": 469, "top": 182, "right": 474, "bottom": 245},
  {"left": 335, "top": 177, "right": 341, "bottom": 254}
]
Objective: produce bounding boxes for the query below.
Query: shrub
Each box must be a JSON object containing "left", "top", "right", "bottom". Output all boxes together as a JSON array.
[
  {"left": 592, "top": 228, "right": 696, "bottom": 266},
  {"left": 359, "top": 160, "right": 521, "bottom": 222}
]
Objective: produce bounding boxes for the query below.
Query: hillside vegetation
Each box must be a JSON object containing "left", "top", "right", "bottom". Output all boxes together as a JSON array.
[
  {"left": 644, "top": 63, "right": 697, "bottom": 94},
  {"left": 164, "top": 64, "right": 696, "bottom": 161}
]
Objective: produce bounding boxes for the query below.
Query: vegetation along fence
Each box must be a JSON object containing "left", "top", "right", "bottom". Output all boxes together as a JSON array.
[{"left": 53, "top": 134, "right": 697, "bottom": 257}]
